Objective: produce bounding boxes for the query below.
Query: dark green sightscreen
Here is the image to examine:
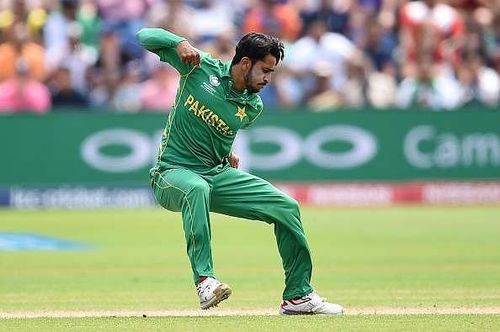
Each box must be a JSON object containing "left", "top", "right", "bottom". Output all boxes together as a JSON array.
[{"left": 0, "top": 110, "right": 499, "bottom": 186}]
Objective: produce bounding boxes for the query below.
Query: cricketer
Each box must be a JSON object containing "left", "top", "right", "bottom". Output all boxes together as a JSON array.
[{"left": 137, "top": 27, "right": 343, "bottom": 315}]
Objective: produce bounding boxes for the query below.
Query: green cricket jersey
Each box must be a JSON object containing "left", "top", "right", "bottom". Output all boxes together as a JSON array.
[{"left": 137, "top": 28, "right": 264, "bottom": 173}]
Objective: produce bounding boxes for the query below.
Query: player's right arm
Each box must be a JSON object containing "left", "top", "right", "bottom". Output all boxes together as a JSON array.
[{"left": 136, "top": 28, "right": 200, "bottom": 75}]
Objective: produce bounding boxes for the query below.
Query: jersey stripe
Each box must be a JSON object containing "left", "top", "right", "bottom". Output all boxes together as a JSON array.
[{"left": 159, "top": 65, "right": 198, "bottom": 160}]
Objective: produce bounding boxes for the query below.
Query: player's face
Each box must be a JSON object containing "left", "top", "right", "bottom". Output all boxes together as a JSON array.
[{"left": 244, "top": 54, "right": 276, "bottom": 93}]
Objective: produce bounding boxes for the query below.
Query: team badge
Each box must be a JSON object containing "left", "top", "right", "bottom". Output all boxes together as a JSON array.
[
  {"left": 235, "top": 106, "right": 247, "bottom": 121},
  {"left": 209, "top": 75, "right": 220, "bottom": 86}
]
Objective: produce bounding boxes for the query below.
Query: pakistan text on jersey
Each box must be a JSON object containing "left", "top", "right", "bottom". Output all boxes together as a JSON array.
[{"left": 184, "top": 94, "right": 234, "bottom": 136}]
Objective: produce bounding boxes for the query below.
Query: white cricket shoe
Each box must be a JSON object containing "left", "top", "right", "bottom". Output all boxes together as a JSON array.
[
  {"left": 279, "top": 292, "right": 344, "bottom": 315},
  {"left": 196, "top": 277, "right": 232, "bottom": 310}
]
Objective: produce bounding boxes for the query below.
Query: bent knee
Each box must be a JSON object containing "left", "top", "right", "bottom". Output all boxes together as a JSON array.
[
  {"left": 275, "top": 194, "right": 300, "bottom": 218},
  {"left": 187, "top": 181, "right": 210, "bottom": 197},
  {"left": 284, "top": 195, "right": 300, "bottom": 211}
]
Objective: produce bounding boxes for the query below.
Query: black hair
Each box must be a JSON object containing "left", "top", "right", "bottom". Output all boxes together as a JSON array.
[{"left": 231, "top": 32, "right": 285, "bottom": 66}]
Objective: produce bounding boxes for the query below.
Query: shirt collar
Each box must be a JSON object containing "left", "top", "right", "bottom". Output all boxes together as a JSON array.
[{"left": 222, "top": 60, "right": 232, "bottom": 78}]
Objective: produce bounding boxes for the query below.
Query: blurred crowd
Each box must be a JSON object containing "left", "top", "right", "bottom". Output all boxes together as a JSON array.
[{"left": 0, "top": 0, "right": 499, "bottom": 113}]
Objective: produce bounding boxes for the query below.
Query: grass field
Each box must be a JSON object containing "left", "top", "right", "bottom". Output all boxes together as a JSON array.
[{"left": 1, "top": 206, "right": 499, "bottom": 331}]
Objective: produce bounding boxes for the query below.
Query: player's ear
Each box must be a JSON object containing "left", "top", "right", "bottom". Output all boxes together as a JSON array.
[{"left": 241, "top": 57, "right": 252, "bottom": 72}]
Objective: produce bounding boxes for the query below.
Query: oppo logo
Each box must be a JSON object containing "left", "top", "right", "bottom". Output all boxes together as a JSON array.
[
  {"left": 81, "top": 128, "right": 161, "bottom": 172},
  {"left": 234, "top": 125, "right": 377, "bottom": 170},
  {"left": 81, "top": 126, "right": 378, "bottom": 173}
]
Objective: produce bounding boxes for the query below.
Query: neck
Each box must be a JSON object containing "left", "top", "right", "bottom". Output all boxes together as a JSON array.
[{"left": 230, "top": 64, "right": 246, "bottom": 92}]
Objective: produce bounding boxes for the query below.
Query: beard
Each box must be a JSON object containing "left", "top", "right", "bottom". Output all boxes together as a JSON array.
[{"left": 244, "top": 64, "right": 262, "bottom": 93}]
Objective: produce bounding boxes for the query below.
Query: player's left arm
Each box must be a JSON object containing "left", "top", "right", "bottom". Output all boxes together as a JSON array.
[{"left": 136, "top": 28, "right": 201, "bottom": 75}]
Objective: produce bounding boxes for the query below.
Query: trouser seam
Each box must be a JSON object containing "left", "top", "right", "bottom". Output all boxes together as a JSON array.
[{"left": 155, "top": 170, "right": 198, "bottom": 277}]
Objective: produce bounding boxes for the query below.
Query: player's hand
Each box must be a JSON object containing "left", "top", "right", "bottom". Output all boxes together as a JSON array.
[
  {"left": 177, "top": 40, "right": 200, "bottom": 67},
  {"left": 228, "top": 152, "right": 239, "bottom": 169}
]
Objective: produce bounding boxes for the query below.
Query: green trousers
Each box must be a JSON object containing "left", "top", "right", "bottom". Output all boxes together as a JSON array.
[{"left": 150, "top": 164, "right": 313, "bottom": 300}]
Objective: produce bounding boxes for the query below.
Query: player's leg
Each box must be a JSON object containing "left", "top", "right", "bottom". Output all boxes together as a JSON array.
[
  {"left": 209, "top": 167, "right": 314, "bottom": 300},
  {"left": 210, "top": 167, "right": 343, "bottom": 314},
  {"left": 150, "top": 168, "right": 214, "bottom": 283},
  {"left": 151, "top": 168, "right": 232, "bottom": 309}
]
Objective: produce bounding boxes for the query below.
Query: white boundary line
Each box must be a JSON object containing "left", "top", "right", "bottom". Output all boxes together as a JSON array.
[{"left": 1, "top": 307, "right": 500, "bottom": 319}]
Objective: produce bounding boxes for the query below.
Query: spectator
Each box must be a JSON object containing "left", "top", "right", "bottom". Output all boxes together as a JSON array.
[
  {"left": 457, "top": 54, "right": 500, "bottom": 106},
  {"left": 49, "top": 67, "right": 89, "bottom": 107},
  {"left": 145, "top": 0, "right": 194, "bottom": 40},
  {"left": 396, "top": 55, "right": 463, "bottom": 110},
  {"left": 202, "top": 27, "right": 236, "bottom": 62},
  {"left": 242, "top": 0, "right": 302, "bottom": 42},
  {"left": 0, "top": 0, "right": 497, "bottom": 111},
  {"left": 98, "top": 0, "right": 149, "bottom": 67},
  {"left": 190, "top": 0, "right": 234, "bottom": 43},
  {"left": 112, "top": 61, "right": 142, "bottom": 112},
  {"left": 399, "top": 0, "right": 466, "bottom": 66},
  {"left": 86, "top": 66, "right": 110, "bottom": 107},
  {"left": 286, "top": 19, "right": 361, "bottom": 102},
  {"left": 449, "top": 0, "right": 489, "bottom": 12},
  {"left": 0, "top": 59, "right": 51, "bottom": 113},
  {"left": 367, "top": 61, "right": 397, "bottom": 108},
  {"left": 43, "top": 0, "right": 78, "bottom": 72},
  {"left": 350, "top": 0, "right": 397, "bottom": 49},
  {"left": 0, "top": 0, "right": 46, "bottom": 42},
  {"left": 342, "top": 56, "right": 366, "bottom": 107},
  {"left": 140, "top": 64, "right": 178, "bottom": 112},
  {"left": 53, "top": 22, "right": 94, "bottom": 94},
  {"left": 77, "top": 0, "right": 102, "bottom": 59},
  {"left": 300, "top": 0, "right": 350, "bottom": 36},
  {"left": 0, "top": 21, "right": 45, "bottom": 81},
  {"left": 306, "top": 61, "right": 342, "bottom": 111},
  {"left": 482, "top": 11, "right": 500, "bottom": 70},
  {"left": 358, "top": 13, "right": 397, "bottom": 71}
]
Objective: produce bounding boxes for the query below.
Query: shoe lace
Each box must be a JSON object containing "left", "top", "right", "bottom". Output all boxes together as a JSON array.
[
  {"left": 196, "top": 282, "right": 209, "bottom": 295},
  {"left": 196, "top": 278, "right": 218, "bottom": 295},
  {"left": 310, "top": 292, "right": 327, "bottom": 303}
]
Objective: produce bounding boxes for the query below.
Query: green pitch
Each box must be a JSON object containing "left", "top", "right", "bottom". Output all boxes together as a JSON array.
[{"left": 1, "top": 207, "right": 499, "bottom": 331}]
